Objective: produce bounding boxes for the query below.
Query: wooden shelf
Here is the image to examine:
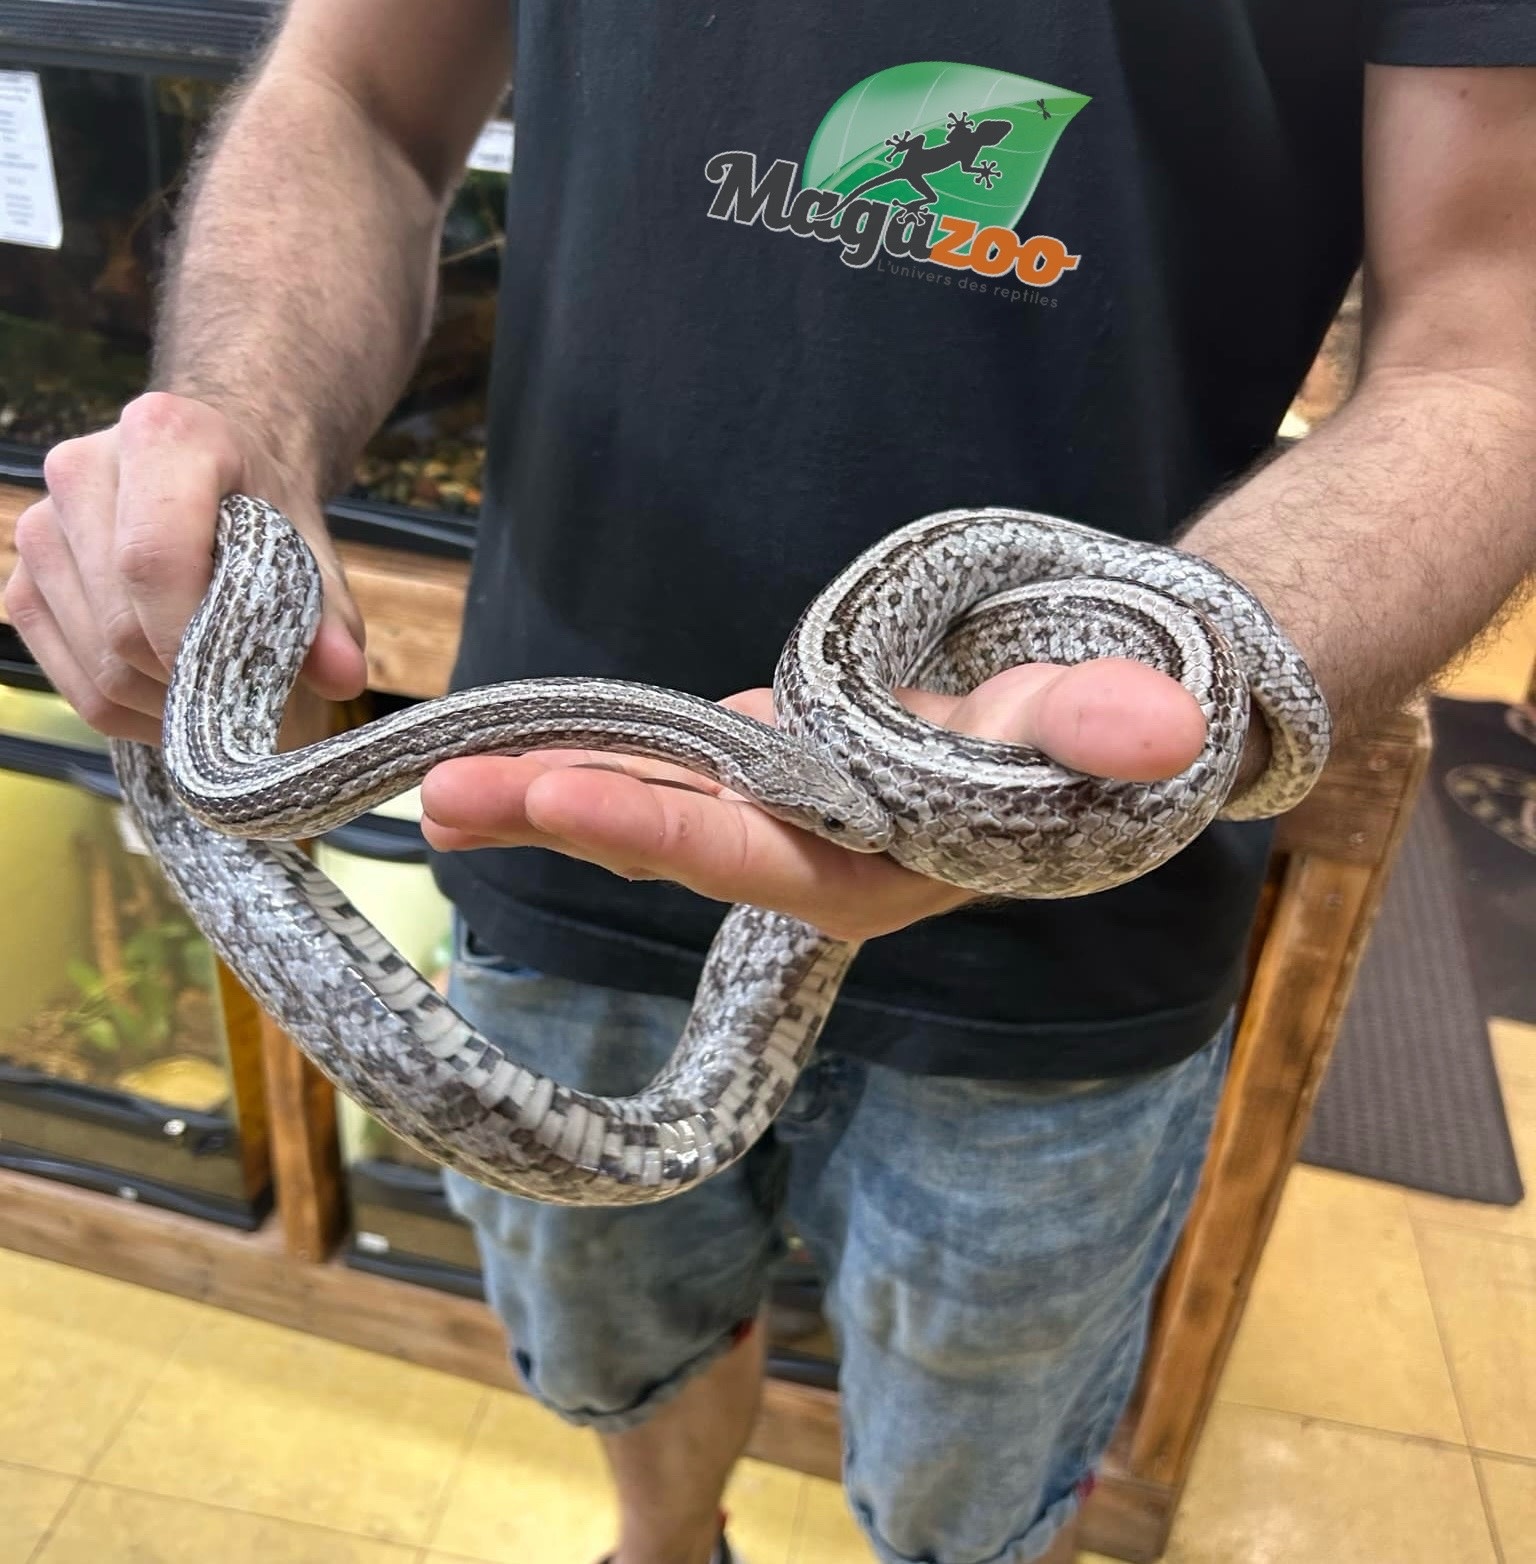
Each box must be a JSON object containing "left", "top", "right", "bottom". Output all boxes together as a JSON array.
[{"left": 0, "top": 477, "right": 1432, "bottom": 1562}]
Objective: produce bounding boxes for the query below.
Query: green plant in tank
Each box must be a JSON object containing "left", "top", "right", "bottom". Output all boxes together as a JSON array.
[{"left": 62, "top": 918, "right": 215, "bottom": 1064}]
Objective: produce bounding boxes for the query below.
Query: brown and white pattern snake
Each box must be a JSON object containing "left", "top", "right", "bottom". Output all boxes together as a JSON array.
[{"left": 109, "top": 496, "right": 1331, "bottom": 1205}]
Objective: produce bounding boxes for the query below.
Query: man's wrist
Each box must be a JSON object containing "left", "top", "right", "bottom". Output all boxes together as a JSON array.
[{"left": 143, "top": 382, "right": 328, "bottom": 509}]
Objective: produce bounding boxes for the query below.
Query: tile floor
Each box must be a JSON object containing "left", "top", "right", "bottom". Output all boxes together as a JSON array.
[{"left": 0, "top": 609, "right": 1532, "bottom": 1563}]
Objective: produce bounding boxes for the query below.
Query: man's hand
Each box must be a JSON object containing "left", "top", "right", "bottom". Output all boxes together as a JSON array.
[
  {"left": 421, "top": 659, "right": 1208, "bottom": 942},
  {"left": 3, "top": 393, "right": 367, "bottom": 743}
]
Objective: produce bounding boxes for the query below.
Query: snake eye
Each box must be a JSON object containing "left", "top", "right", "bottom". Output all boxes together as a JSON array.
[{"left": 822, "top": 816, "right": 846, "bottom": 834}]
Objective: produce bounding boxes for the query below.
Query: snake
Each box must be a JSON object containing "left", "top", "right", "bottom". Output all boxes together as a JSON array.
[{"left": 109, "top": 496, "right": 1331, "bottom": 1206}]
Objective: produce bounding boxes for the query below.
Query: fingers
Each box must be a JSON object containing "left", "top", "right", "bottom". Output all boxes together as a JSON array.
[
  {"left": 297, "top": 534, "right": 369, "bottom": 702},
  {"left": 944, "top": 659, "right": 1208, "bottom": 780},
  {"left": 112, "top": 394, "right": 242, "bottom": 676},
  {"left": 419, "top": 663, "right": 1209, "bottom": 941},
  {"left": 112, "top": 394, "right": 369, "bottom": 698},
  {"left": 420, "top": 747, "right": 736, "bottom": 851},
  {"left": 421, "top": 754, "right": 562, "bottom": 852},
  {"left": 7, "top": 390, "right": 371, "bottom": 739},
  {"left": 302, "top": 609, "right": 370, "bottom": 702},
  {"left": 12, "top": 490, "right": 166, "bottom": 720},
  {"left": 526, "top": 764, "right": 962, "bottom": 938},
  {"left": 2, "top": 559, "right": 162, "bottom": 743},
  {"left": 422, "top": 752, "right": 966, "bottom": 940},
  {"left": 725, "top": 670, "right": 1208, "bottom": 782}
]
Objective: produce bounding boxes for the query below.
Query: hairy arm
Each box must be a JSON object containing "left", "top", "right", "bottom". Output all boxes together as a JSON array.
[
  {"left": 5, "top": 0, "right": 511, "bottom": 739},
  {"left": 154, "top": 0, "right": 513, "bottom": 493},
  {"left": 1183, "top": 64, "right": 1536, "bottom": 763}
]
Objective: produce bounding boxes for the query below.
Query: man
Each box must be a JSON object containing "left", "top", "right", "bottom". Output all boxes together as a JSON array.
[{"left": 6, "top": 4, "right": 1535, "bottom": 1562}]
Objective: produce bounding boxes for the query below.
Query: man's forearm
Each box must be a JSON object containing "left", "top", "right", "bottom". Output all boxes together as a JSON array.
[
  {"left": 151, "top": 58, "right": 447, "bottom": 497},
  {"left": 1182, "top": 368, "right": 1536, "bottom": 749}
]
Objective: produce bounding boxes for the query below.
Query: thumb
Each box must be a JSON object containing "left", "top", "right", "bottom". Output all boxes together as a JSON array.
[
  {"left": 294, "top": 532, "right": 368, "bottom": 702},
  {"left": 946, "top": 659, "right": 1208, "bottom": 782}
]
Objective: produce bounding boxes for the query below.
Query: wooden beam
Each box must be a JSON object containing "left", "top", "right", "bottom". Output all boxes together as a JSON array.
[
  {"left": 333, "top": 537, "right": 466, "bottom": 699},
  {"left": 1118, "top": 706, "right": 1430, "bottom": 1519},
  {"left": 213, "top": 962, "right": 275, "bottom": 1201},
  {"left": 256, "top": 997, "right": 344, "bottom": 1261},
  {"left": 0, "top": 481, "right": 26, "bottom": 600},
  {"left": 1271, "top": 706, "right": 1430, "bottom": 865}
]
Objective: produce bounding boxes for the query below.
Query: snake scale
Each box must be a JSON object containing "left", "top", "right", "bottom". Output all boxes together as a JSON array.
[{"left": 109, "top": 496, "right": 1330, "bottom": 1205}]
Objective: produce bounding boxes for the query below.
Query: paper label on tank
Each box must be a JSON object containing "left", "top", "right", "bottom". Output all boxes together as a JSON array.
[
  {"left": 114, "top": 806, "right": 152, "bottom": 857},
  {"left": 467, "top": 118, "right": 514, "bottom": 175},
  {"left": 0, "top": 72, "right": 63, "bottom": 249}
]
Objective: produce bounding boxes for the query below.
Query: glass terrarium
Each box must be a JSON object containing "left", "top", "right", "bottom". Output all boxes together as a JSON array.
[
  {"left": 0, "top": 651, "right": 270, "bottom": 1224},
  {"left": 0, "top": 36, "right": 507, "bottom": 554}
]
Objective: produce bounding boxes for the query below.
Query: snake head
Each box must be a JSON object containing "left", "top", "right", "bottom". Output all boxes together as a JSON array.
[
  {"left": 748, "top": 750, "right": 893, "bottom": 853},
  {"left": 811, "top": 802, "right": 892, "bottom": 852}
]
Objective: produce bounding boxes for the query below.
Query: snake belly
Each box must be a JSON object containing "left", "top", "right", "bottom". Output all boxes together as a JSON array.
[{"left": 109, "top": 497, "right": 1330, "bottom": 1205}]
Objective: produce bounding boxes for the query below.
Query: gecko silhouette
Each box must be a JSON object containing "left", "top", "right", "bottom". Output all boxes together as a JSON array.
[{"left": 823, "top": 110, "right": 1010, "bottom": 217}]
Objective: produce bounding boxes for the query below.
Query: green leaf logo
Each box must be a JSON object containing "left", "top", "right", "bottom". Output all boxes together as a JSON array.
[{"left": 803, "top": 61, "right": 1090, "bottom": 230}]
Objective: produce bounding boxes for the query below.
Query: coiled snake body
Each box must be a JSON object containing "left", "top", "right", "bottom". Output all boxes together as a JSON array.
[{"left": 111, "top": 498, "right": 1330, "bottom": 1205}]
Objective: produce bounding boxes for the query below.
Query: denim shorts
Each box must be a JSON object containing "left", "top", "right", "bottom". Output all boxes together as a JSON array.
[{"left": 442, "top": 925, "right": 1231, "bottom": 1564}]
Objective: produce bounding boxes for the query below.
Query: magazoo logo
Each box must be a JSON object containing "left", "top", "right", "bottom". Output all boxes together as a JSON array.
[{"left": 705, "top": 61, "right": 1090, "bottom": 288}]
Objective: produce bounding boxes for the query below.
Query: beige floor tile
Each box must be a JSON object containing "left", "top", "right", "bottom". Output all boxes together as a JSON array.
[
  {"left": 1164, "top": 1402, "right": 1496, "bottom": 1563},
  {"left": 0, "top": 1460, "right": 75, "bottom": 1561},
  {"left": 428, "top": 1388, "right": 612, "bottom": 1563},
  {"left": 1480, "top": 1455, "right": 1536, "bottom": 1564},
  {"left": 0, "top": 1247, "right": 200, "bottom": 1475},
  {"left": 793, "top": 1475, "right": 875, "bottom": 1564},
  {"left": 1493, "top": 1019, "right": 1536, "bottom": 1088},
  {"left": 32, "top": 1483, "right": 418, "bottom": 1563},
  {"left": 93, "top": 1307, "right": 484, "bottom": 1544},
  {"left": 432, "top": 1381, "right": 803, "bottom": 1564},
  {"left": 1406, "top": 1069, "right": 1536, "bottom": 1242},
  {"left": 1415, "top": 1224, "right": 1536, "bottom": 1460},
  {"left": 1219, "top": 1166, "right": 1464, "bottom": 1440},
  {"left": 720, "top": 1456, "right": 804, "bottom": 1564}
]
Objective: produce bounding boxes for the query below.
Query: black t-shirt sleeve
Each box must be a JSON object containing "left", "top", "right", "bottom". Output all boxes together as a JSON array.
[{"left": 1364, "top": 1, "right": 1536, "bottom": 64}]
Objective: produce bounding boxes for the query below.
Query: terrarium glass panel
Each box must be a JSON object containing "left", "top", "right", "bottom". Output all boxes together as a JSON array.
[
  {"left": 0, "top": 687, "right": 232, "bottom": 1111},
  {"left": 0, "top": 64, "right": 504, "bottom": 527}
]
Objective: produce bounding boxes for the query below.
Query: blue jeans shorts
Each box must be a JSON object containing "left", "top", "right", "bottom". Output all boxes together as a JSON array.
[{"left": 442, "top": 927, "right": 1231, "bottom": 1564}]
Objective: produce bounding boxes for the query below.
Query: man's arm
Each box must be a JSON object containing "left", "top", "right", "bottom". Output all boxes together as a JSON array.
[
  {"left": 1182, "top": 64, "right": 1536, "bottom": 757},
  {"left": 154, "top": 0, "right": 513, "bottom": 494},
  {"left": 3, "top": 0, "right": 511, "bottom": 739}
]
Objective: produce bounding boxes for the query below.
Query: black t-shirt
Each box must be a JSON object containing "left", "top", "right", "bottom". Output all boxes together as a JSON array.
[{"left": 432, "top": 0, "right": 1536, "bottom": 1080}]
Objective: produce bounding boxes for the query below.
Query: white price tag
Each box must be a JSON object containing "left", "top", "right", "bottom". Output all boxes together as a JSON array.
[
  {"left": 0, "top": 70, "right": 63, "bottom": 249},
  {"left": 467, "top": 117, "right": 514, "bottom": 175},
  {"left": 114, "top": 805, "right": 152, "bottom": 857}
]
